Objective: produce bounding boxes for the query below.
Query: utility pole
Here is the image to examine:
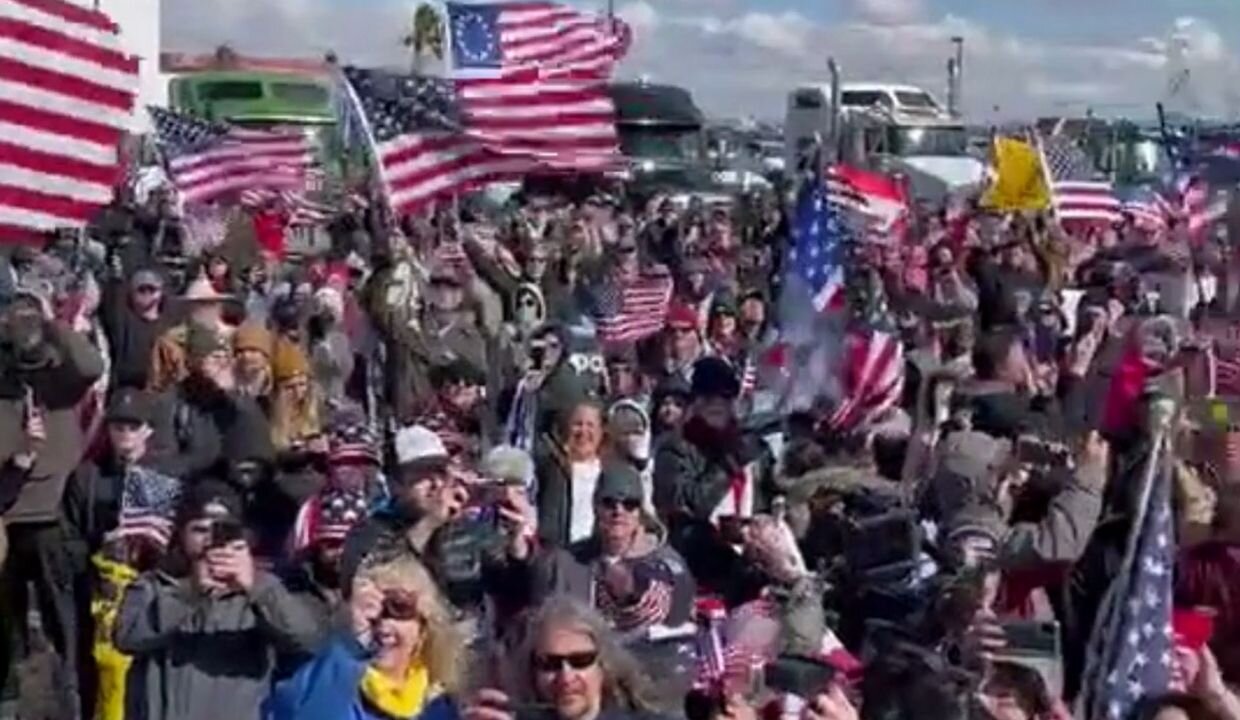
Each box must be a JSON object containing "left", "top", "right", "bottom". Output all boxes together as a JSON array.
[{"left": 950, "top": 37, "right": 964, "bottom": 117}]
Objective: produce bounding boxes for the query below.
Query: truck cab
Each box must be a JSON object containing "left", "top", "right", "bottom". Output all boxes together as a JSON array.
[{"left": 785, "top": 82, "right": 985, "bottom": 200}]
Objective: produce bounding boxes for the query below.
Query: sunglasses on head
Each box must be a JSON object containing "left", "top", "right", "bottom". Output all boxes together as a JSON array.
[
  {"left": 599, "top": 497, "right": 641, "bottom": 512},
  {"left": 533, "top": 650, "right": 599, "bottom": 673},
  {"left": 380, "top": 589, "right": 420, "bottom": 621}
]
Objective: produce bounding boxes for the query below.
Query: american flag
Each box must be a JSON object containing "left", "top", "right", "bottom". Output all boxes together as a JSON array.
[
  {"left": 594, "top": 273, "right": 674, "bottom": 344},
  {"left": 1040, "top": 134, "right": 1121, "bottom": 225},
  {"left": 448, "top": 2, "right": 625, "bottom": 166},
  {"left": 116, "top": 467, "right": 182, "bottom": 549},
  {"left": 1120, "top": 187, "right": 1174, "bottom": 233},
  {"left": 0, "top": 0, "right": 139, "bottom": 239},
  {"left": 828, "top": 271, "right": 905, "bottom": 433},
  {"left": 239, "top": 187, "right": 334, "bottom": 227},
  {"left": 1178, "top": 174, "right": 1225, "bottom": 242},
  {"left": 339, "top": 0, "right": 626, "bottom": 218},
  {"left": 1081, "top": 453, "right": 1174, "bottom": 720},
  {"left": 827, "top": 164, "right": 909, "bottom": 236},
  {"left": 180, "top": 203, "right": 236, "bottom": 256},
  {"left": 787, "top": 162, "right": 846, "bottom": 311},
  {"left": 148, "top": 106, "right": 316, "bottom": 206}
]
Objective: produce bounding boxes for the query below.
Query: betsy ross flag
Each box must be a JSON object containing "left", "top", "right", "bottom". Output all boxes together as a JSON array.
[
  {"left": 148, "top": 106, "right": 316, "bottom": 206},
  {"left": 1040, "top": 134, "right": 1121, "bottom": 225},
  {"left": 447, "top": 1, "right": 630, "bottom": 80},
  {"left": 0, "top": 0, "right": 139, "bottom": 238},
  {"left": 594, "top": 273, "right": 673, "bottom": 344},
  {"left": 1081, "top": 450, "right": 1174, "bottom": 720}
]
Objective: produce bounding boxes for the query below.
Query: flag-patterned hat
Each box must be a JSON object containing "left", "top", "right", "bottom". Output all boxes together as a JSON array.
[{"left": 312, "top": 487, "right": 370, "bottom": 543}]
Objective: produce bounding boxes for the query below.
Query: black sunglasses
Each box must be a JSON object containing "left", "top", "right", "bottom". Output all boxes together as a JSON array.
[
  {"left": 533, "top": 651, "right": 599, "bottom": 673},
  {"left": 599, "top": 497, "right": 641, "bottom": 512}
]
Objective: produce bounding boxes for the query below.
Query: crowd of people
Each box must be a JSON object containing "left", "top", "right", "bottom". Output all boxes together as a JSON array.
[{"left": 0, "top": 174, "right": 1239, "bottom": 720}]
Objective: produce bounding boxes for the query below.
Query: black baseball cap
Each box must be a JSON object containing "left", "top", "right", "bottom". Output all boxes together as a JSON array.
[{"left": 105, "top": 387, "right": 151, "bottom": 425}]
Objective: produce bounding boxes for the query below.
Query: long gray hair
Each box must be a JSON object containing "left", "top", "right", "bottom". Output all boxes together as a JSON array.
[{"left": 502, "top": 595, "right": 655, "bottom": 713}]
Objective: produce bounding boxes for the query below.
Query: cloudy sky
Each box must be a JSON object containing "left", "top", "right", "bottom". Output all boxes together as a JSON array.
[{"left": 161, "top": 0, "right": 1240, "bottom": 122}]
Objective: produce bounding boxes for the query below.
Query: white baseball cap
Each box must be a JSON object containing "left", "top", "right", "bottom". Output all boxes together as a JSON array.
[{"left": 393, "top": 424, "right": 449, "bottom": 469}]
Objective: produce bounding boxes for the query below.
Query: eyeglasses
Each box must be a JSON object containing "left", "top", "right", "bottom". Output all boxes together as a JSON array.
[
  {"left": 380, "top": 589, "right": 421, "bottom": 621},
  {"left": 135, "top": 285, "right": 162, "bottom": 295},
  {"left": 533, "top": 650, "right": 599, "bottom": 673},
  {"left": 599, "top": 497, "right": 641, "bottom": 512}
]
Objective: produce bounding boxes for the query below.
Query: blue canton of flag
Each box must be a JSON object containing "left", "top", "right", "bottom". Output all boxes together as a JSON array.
[
  {"left": 1084, "top": 460, "right": 1175, "bottom": 720},
  {"left": 147, "top": 106, "right": 228, "bottom": 158},
  {"left": 787, "top": 166, "right": 847, "bottom": 312},
  {"left": 449, "top": 4, "right": 504, "bottom": 69},
  {"left": 340, "top": 66, "right": 462, "bottom": 141}
]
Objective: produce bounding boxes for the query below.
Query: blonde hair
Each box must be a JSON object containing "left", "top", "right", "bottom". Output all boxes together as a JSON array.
[
  {"left": 270, "top": 381, "right": 322, "bottom": 450},
  {"left": 357, "top": 555, "right": 464, "bottom": 693}
]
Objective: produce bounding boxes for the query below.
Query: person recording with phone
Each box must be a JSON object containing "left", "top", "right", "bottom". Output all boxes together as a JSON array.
[
  {"left": 341, "top": 425, "right": 535, "bottom": 627},
  {"left": 0, "top": 280, "right": 105, "bottom": 720},
  {"left": 113, "top": 481, "right": 319, "bottom": 720},
  {"left": 265, "top": 554, "right": 465, "bottom": 720}
]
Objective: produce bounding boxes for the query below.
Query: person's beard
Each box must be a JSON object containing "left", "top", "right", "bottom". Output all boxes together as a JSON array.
[{"left": 236, "top": 366, "right": 271, "bottom": 397}]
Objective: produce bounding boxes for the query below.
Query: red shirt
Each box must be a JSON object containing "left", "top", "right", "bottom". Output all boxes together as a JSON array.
[{"left": 253, "top": 210, "right": 287, "bottom": 258}]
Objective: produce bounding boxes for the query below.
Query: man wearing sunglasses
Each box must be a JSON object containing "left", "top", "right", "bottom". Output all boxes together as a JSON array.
[
  {"left": 101, "top": 268, "right": 170, "bottom": 390},
  {"left": 529, "top": 462, "right": 694, "bottom": 643}
]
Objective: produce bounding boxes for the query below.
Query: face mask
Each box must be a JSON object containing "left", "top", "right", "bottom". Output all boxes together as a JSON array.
[
  {"left": 624, "top": 433, "right": 651, "bottom": 462},
  {"left": 516, "top": 303, "right": 539, "bottom": 327}
]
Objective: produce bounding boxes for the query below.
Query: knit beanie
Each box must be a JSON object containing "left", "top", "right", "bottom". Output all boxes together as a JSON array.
[
  {"left": 271, "top": 338, "right": 311, "bottom": 384},
  {"left": 234, "top": 322, "right": 274, "bottom": 358}
]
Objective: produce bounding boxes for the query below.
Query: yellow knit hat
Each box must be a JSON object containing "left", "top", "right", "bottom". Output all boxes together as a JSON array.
[{"left": 271, "top": 339, "right": 310, "bottom": 384}]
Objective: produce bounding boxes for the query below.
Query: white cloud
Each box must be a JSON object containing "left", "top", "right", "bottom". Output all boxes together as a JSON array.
[
  {"left": 849, "top": 0, "right": 924, "bottom": 26},
  {"left": 616, "top": 1, "right": 659, "bottom": 32},
  {"left": 160, "top": 0, "right": 1240, "bottom": 122}
]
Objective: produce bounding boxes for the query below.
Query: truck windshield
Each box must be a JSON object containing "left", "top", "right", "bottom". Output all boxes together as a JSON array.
[
  {"left": 890, "top": 125, "right": 967, "bottom": 156},
  {"left": 617, "top": 127, "right": 702, "bottom": 163}
]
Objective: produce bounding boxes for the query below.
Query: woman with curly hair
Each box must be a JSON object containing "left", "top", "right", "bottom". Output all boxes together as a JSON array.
[{"left": 264, "top": 553, "right": 464, "bottom": 720}]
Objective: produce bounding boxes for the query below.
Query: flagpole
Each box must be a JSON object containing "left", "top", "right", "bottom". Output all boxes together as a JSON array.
[
  {"left": 1032, "top": 129, "right": 1060, "bottom": 229},
  {"left": 331, "top": 69, "right": 397, "bottom": 234},
  {"left": 1080, "top": 396, "right": 1176, "bottom": 720}
]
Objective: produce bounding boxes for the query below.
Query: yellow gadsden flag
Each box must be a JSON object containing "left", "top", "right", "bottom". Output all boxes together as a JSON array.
[{"left": 980, "top": 137, "right": 1051, "bottom": 212}]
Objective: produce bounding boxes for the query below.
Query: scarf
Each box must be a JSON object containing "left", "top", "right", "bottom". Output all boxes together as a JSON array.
[{"left": 359, "top": 660, "right": 437, "bottom": 719}]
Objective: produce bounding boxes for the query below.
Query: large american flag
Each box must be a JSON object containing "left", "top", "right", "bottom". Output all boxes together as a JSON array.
[
  {"left": 1040, "top": 134, "right": 1121, "bottom": 225},
  {"left": 1081, "top": 453, "right": 1174, "bottom": 720},
  {"left": 148, "top": 106, "right": 316, "bottom": 206},
  {"left": 0, "top": 0, "right": 138, "bottom": 239},
  {"left": 788, "top": 162, "right": 846, "bottom": 311},
  {"left": 594, "top": 273, "right": 674, "bottom": 345}
]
